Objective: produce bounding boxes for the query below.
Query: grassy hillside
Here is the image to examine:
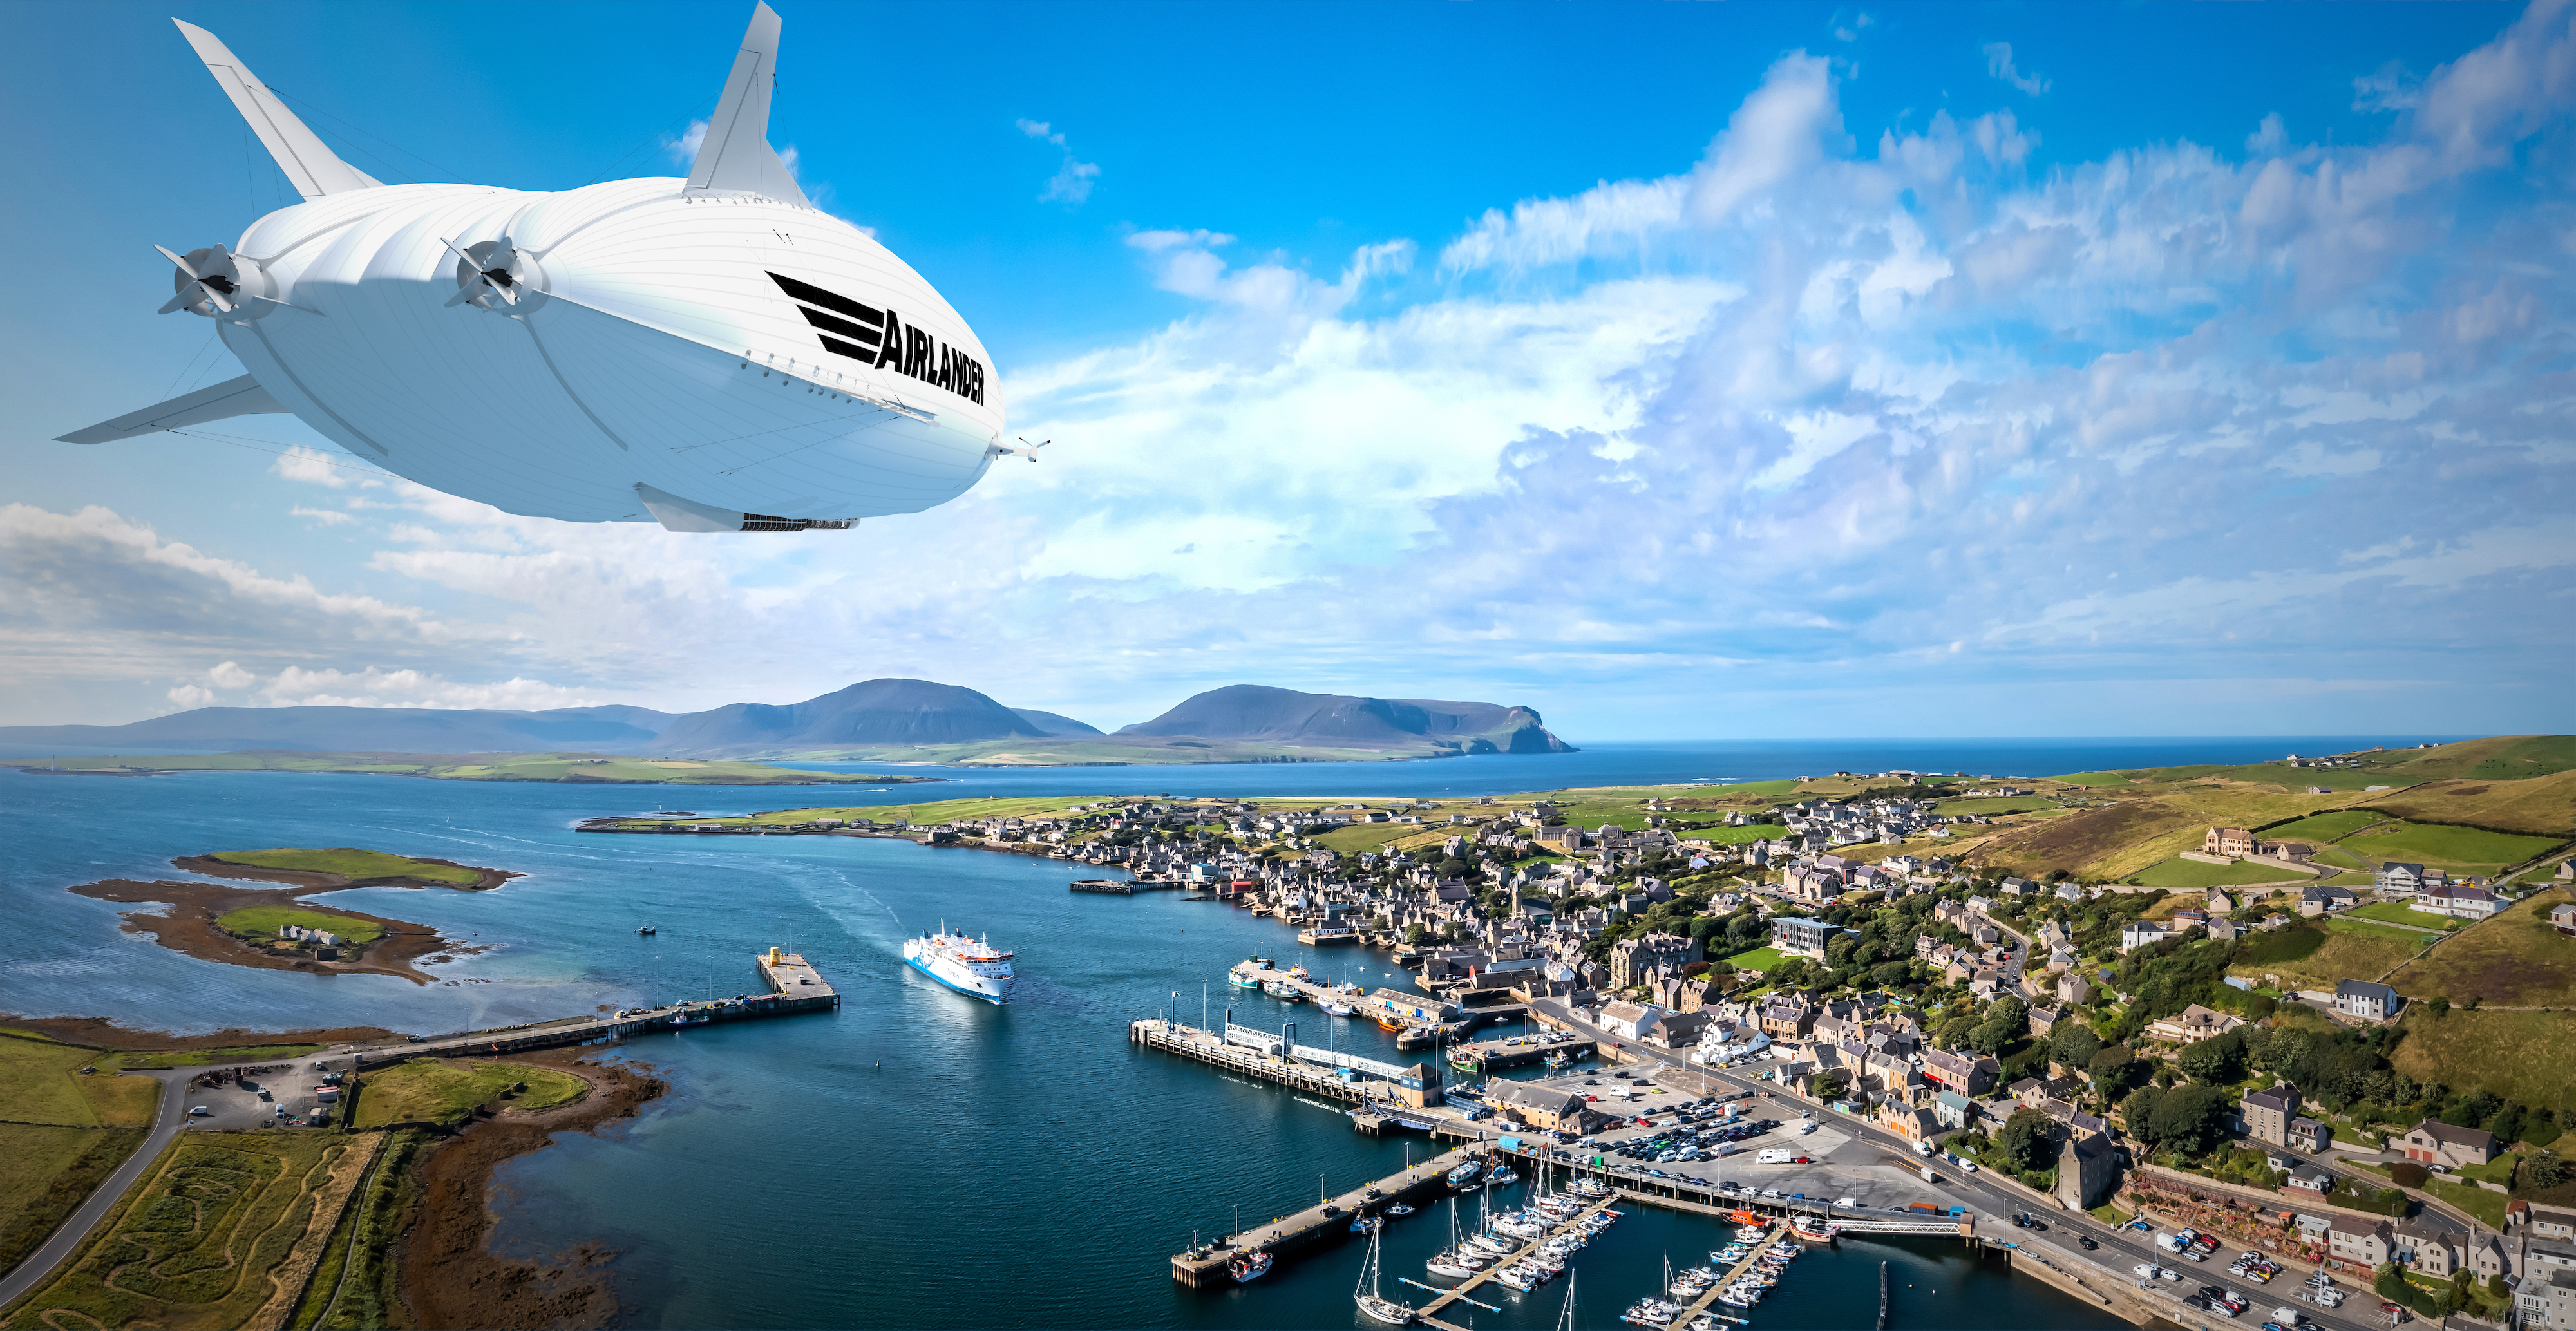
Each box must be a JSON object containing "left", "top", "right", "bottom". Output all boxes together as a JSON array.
[
  {"left": 0, "top": 1034, "right": 157, "bottom": 1283},
  {"left": 2343, "top": 822, "right": 2561, "bottom": 871},
  {"left": 2228, "top": 919, "right": 2429, "bottom": 991},
  {"left": 352, "top": 1058, "right": 585, "bottom": 1128},
  {"left": 1, "top": 750, "right": 919, "bottom": 785},
  {"left": 2372, "top": 735, "right": 2576, "bottom": 782},
  {"left": 2390, "top": 1008, "right": 2576, "bottom": 1111},
  {"left": 212, "top": 905, "right": 388, "bottom": 945},
  {"left": 2360, "top": 769, "right": 2576, "bottom": 836},
  {"left": 2386, "top": 885, "right": 2576, "bottom": 1006}
]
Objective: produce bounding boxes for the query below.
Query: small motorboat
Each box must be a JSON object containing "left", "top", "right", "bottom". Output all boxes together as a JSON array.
[
  {"left": 1377, "top": 1014, "right": 1406, "bottom": 1032},
  {"left": 1386, "top": 1204, "right": 1414, "bottom": 1217},
  {"left": 636, "top": 925, "right": 656, "bottom": 936},
  {"left": 1321, "top": 1001, "right": 1358, "bottom": 1017},
  {"left": 1446, "top": 1161, "right": 1485, "bottom": 1189},
  {"left": 1230, "top": 1250, "right": 1273, "bottom": 1283},
  {"left": 1350, "top": 1213, "right": 1381, "bottom": 1234},
  {"left": 1488, "top": 1167, "right": 1520, "bottom": 1186}
]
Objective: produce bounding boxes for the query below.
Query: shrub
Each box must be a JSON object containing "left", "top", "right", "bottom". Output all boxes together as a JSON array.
[{"left": 2391, "top": 1161, "right": 2430, "bottom": 1189}]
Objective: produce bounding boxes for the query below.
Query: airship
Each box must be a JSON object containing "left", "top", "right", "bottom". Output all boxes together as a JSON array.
[{"left": 60, "top": 5, "right": 1018, "bottom": 533}]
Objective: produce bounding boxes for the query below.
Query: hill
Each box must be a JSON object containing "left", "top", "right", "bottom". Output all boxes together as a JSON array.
[
  {"left": 2358, "top": 769, "right": 2576, "bottom": 836},
  {"left": 0, "top": 751, "right": 926, "bottom": 785},
  {"left": 0, "top": 704, "right": 672, "bottom": 754},
  {"left": 1117, "top": 685, "right": 1575, "bottom": 755},
  {"left": 1010, "top": 708, "right": 1103, "bottom": 736},
  {"left": 652, "top": 679, "right": 1043, "bottom": 755}
]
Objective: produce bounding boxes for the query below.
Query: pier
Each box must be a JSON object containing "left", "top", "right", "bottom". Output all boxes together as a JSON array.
[
  {"left": 1409, "top": 1192, "right": 1620, "bottom": 1325},
  {"left": 1168, "top": 1144, "right": 1480, "bottom": 1288},
  {"left": 354, "top": 949, "right": 838, "bottom": 1070},
  {"left": 1130, "top": 1019, "right": 1436, "bottom": 1109},
  {"left": 1068, "top": 877, "right": 1184, "bottom": 894},
  {"left": 1670, "top": 1219, "right": 1788, "bottom": 1326}
]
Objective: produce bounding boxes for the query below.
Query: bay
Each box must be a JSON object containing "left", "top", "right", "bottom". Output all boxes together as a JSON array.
[{"left": 0, "top": 736, "right": 2416, "bottom": 1326}]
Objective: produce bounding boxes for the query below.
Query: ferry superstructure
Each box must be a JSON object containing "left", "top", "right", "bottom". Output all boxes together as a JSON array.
[{"left": 902, "top": 923, "right": 1015, "bottom": 1004}]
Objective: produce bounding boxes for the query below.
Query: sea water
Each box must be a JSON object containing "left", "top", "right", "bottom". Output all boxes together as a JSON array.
[{"left": 3, "top": 737, "right": 2427, "bottom": 1326}]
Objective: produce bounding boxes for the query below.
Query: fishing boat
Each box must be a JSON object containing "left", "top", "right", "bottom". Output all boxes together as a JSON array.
[
  {"left": 1354, "top": 1223, "right": 1414, "bottom": 1325},
  {"left": 1544, "top": 1049, "right": 1571, "bottom": 1070},
  {"left": 1446, "top": 1160, "right": 1484, "bottom": 1189},
  {"left": 1321, "top": 1000, "right": 1358, "bottom": 1017},
  {"left": 1791, "top": 1219, "right": 1838, "bottom": 1243},
  {"left": 1262, "top": 979, "right": 1305, "bottom": 1001},
  {"left": 1229, "top": 1249, "right": 1272, "bottom": 1283},
  {"left": 1229, "top": 958, "right": 1272, "bottom": 990},
  {"left": 1448, "top": 1050, "right": 1483, "bottom": 1073},
  {"left": 1377, "top": 1012, "right": 1406, "bottom": 1032},
  {"left": 1287, "top": 965, "right": 1312, "bottom": 981}
]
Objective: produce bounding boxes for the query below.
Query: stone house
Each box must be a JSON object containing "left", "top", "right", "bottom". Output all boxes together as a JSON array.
[
  {"left": 2244, "top": 1083, "right": 2298, "bottom": 1148},
  {"left": 2328, "top": 1214, "right": 2393, "bottom": 1265},
  {"left": 2205, "top": 827, "right": 2259, "bottom": 857},
  {"left": 2394, "top": 1218, "right": 2458, "bottom": 1276},
  {"left": 2057, "top": 1132, "right": 2120, "bottom": 1209},
  {"left": 2400, "top": 1119, "right": 2496, "bottom": 1169}
]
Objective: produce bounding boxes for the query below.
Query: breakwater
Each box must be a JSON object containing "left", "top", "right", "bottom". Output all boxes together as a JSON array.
[{"left": 351, "top": 950, "right": 837, "bottom": 1070}]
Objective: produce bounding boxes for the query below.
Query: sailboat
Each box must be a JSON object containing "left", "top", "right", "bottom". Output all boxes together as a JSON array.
[
  {"left": 1354, "top": 1221, "right": 1414, "bottom": 1325},
  {"left": 1427, "top": 1198, "right": 1477, "bottom": 1279}
]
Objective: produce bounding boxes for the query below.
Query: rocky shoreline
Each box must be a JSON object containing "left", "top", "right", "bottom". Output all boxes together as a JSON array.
[{"left": 62, "top": 853, "right": 514, "bottom": 986}]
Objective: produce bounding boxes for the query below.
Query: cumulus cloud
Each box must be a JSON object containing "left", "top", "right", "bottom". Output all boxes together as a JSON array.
[{"left": 1018, "top": 118, "right": 1100, "bottom": 205}]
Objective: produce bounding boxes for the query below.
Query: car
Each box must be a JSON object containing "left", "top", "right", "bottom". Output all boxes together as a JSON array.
[
  {"left": 1759, "top": 1188, "right": 1781, "bottom": 1198},
  {"left": 256, "top": 1089, "right": 272, "bottom": 1101},
  {"left": 1836, "top": 1196, "right": 1857, "bottom": 1207},
  {"left": 2078, "top": 1236, "right": 2098, "bottom": 1250},
  {"left": 1790, "top": 1156, "right": 1811, "bottom": 1164},
  {"left": 2261, "top": 1323, "right": 2285, "bottom": 1331},
  {"left": 273, "top": 1105, "right": 288, "bottom": 1117},
  {"left": 1321, "top": 1205, "right": 1341, "bottom": 1218},
  {"left": 2159, "top": 1269, "right": 2181, "bottom": 1283},
  {"left": 407, "top": 1035, "right": 426, "bottom": 1043}
]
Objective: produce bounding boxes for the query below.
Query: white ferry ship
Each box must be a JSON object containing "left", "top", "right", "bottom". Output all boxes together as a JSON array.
[{"left": 902, "top": 923, "right": 1016, "bottom": 1004}]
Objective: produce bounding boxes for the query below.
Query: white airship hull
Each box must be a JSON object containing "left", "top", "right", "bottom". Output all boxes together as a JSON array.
[
  {"left": 214, "top": 179, "right": 1001, "bottom": 524},
  {"left": 68, "top": 6, "right": 1016, "bottom": 532}
]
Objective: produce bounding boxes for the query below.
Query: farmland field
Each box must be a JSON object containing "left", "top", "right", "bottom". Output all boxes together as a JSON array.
[
  {"left": 2344, "top": 822, "right": 2561, "bottom": 869},
  {"left": 2362, "top": 770, "right": 2576, "bottom": 836},
  {"left": 0, "top": 1133, "right": 375, "bottom": 1331},
  {"left": 2129, "top": 856, "right": 2309, "bottom": 890},
  {"left": 2387, "top": 885, "right": 2576, "bottom": 1006}
]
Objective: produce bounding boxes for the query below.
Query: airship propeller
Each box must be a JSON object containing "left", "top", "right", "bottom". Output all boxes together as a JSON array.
[
  {"left": 439, "top": 236, "right": 540, "bottom": 311},
  {"left": 989, "top": 437, "right": 1051, "bottom": 463},
  {"left": 155, "top": 243, "right": 249, "bottom": 316}
]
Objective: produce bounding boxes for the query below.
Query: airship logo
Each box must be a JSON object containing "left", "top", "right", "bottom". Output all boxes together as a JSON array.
[
  {"left": 770, "top": 272, "right": 988, "bottom": 406},
  {"left": 57, "top": 4, "right": 1021, "bottom": 534}
]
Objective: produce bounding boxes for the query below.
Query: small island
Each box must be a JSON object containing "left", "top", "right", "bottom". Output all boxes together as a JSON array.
[{"left": 67, "top": 848, "right": 515, "bottom": 985}]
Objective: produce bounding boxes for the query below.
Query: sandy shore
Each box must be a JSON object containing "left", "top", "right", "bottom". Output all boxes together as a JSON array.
[
  {"left": 401, "top": 1050, "right": 667, "bottom": 1330},
  {"left": 62, "top": 853, "right": 513, "bottom": 986}
]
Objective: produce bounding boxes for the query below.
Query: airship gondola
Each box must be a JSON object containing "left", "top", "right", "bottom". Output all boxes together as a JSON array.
[{"left": 61, "top": 5, "right": 1018, "bottom": 533}]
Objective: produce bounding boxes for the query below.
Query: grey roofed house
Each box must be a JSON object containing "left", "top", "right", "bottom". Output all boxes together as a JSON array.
[{"left": 2334, "top": 978, "right": 2403, "bottom": 1021}]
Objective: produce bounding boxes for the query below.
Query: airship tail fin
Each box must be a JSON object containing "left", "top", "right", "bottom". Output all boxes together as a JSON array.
[
  {"left": 173, "top": 19, "right": 383, "bottom": 200},
  {"left": 684, "top": 3, "right": 813, "bottom": 209},
  {"left": 57, "top": 374, "right": 290, "bottom": 444}
]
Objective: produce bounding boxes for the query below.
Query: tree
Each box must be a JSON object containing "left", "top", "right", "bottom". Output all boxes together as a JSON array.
[
  {"left": 1814, "top": 1069, "right": 1850, "bottom": 1100},
  {"left": 2088, "top": 1044, "right": 2135, "bottom": 1088},
  {"left": 2391, "top": 1161, "right": 2430, "bottom": 1189},
  {"left": 2050, "top": 1023, "right": 2104, "bottom": 1070},
  {"left": 1937, "top": 1015, "right": 1979, "bottom": 1050},
  {"left": 2531, "top": 1154, "right": 2571, "bottom": 1190},
  {"left": 2000, "top": 1108, "right": 2058, "bottom": 1173},
  {"left": 1871, "top": 959, "right": 1913, "bottom": 987},
  {"left": 2177, "top": 1029, "right": 2248, "bottom": 1084},
  {"left": 2149, "top": 1084, "right": 2228, "bottom": 1156},
  {"left": 2122, "top": 1087, "right": 2166, "bottom": 1148},
  {"left": 2427, "top": 995, "right": 2452, "bottom": 1017}
]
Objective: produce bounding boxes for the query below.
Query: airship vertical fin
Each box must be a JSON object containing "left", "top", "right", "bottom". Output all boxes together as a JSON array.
[
  {"left": 173, "top": 19, "right": 382, "bottom": 199},
  {"left": 685, "top": 3, "right": 813, "bottom": 209}
]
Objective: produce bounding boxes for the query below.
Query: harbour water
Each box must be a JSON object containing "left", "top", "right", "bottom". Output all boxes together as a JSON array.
[{"left": 0, "top": 737, "right": 2425, "bottom": 1326}]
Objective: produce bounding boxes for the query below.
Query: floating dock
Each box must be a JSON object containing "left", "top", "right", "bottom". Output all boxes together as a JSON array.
[
  {"left": 1169, "top": 1144, "right": 1479, "bottom": 1288},
  {"left": 354, "top": 948, "right": 838, "bottom": 1069}
]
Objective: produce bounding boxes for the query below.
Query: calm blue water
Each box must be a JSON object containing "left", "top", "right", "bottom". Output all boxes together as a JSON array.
[{"left": 0, "top": 737, "right": 2410, "bottom": 1326}]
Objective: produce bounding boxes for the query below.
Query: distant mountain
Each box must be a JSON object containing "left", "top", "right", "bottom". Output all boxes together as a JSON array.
[
  {"left": 650, "top": 679, "right": 1043, "bottom": 755},
  {"left": 1010, "top": 708, "right": 1103, "bottom": 737},
  {"left": 0, "top": 680, "right": 1572, "bottom": 764},
  {"left": 1118, "top": 685, "right": 1575, "bottom": 754},
  {"left": 0, "top": 704, "right": 673, "bottom": 755}
]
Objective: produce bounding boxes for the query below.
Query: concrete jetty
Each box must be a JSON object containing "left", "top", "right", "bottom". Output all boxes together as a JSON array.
[
  {"left": 354, "top": 948, "right": 838, "bottom": 1070},
  {"left": 1130, "top": 1019, "right": 1436, "bottom": 1109},
  {"left": 1169, "top": 1143, "right": 1479, "bottom": 1288}
]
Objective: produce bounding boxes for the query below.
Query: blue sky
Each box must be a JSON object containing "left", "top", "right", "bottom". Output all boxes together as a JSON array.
[{"left": 3, "top": 0, "right": 2570, "bottom": 738}]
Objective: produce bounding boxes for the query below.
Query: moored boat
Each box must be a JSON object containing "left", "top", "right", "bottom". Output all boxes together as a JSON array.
[{"left": 1229, "top": 1249, "right": 1272, "bottom": 1283}]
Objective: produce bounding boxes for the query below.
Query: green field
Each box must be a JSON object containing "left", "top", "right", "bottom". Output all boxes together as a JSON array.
[
  {"left": 0, "top": 1034, "right": 155, "bottom": 1128},
  {"left": 209, "top": 847, "right": 484, "bottom": 885},
  {"left": 2128, "top": 856, "right": 2311, "bottom": 890},
  {"left": 211, "top": 905, "right": 388, "bottom": 944},
  {"left": 2345, "top": 822, "right": 2561, "bottom": 869},
  {"left": 2229, "top": 919, "right": 2427, "bottom": 992},
  {"left": 2261, "top": 810, "right": 2390, "bottom": 844},
  {"left": 1931, "top": 797, "right": 2060, "bottom": 815},
  {"left": 2047, "top": 771, "right": 2137, "bottom": 788},
  {"left": 2341, "top": 901, "right": 2461, "bottom": 931},
  {"left": 1, "top": 1133, "right": 368, "bottom": 1330},
  {"left": 2391, "top": 1008, "right": 2576, "bottom": 1109},
  {"left": 0, "top": 1124, "right": 148, "bottom": 1283},
  {"left": 351, "top": 1058, "right": 587, "bottom": 1128}
]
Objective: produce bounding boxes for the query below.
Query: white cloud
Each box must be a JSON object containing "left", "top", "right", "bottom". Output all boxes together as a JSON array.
[
  {"left": 1018, "top": 117, "right": 1100, "bottom": 205},
  {"left": 291, "top": 505, "right": 355, "bottom": 525},
  {"left": 1982, "top": 42, "right": 2052, "bottom": 97}
]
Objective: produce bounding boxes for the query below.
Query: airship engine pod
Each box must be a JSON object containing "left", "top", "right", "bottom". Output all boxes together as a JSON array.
[{"left": 62, "top": 5, "right": 1026, "bottom": 533}]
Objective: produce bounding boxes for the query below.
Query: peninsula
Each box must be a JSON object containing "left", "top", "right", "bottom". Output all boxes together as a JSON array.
[{"left": 64, "top": 849, "right": 514, "bottom": 985}]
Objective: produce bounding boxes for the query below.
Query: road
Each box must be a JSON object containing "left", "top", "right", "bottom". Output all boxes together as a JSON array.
[
  {"left": 0, "top": 1070, "right": 190, "bottom": 1308},
  {"left": 1528, "top": 998, "right": 2406, "bottom": 1331},
  {"left": 0, "top": 1047, "right": 370, "bottom": 1310}
]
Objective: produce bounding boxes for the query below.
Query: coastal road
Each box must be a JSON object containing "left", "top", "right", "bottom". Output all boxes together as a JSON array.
[
  {"left": 0, "top": 1070, "right": 190, "bottom": 1308},
  {"left": 1528, "top": 999, "right": 2402, "bottom": 1331}
]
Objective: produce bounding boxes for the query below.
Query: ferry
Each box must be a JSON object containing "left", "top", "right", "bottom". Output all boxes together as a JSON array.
[{"left": 901, "top": 923, "right": 1016, "bottom": 1004}]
